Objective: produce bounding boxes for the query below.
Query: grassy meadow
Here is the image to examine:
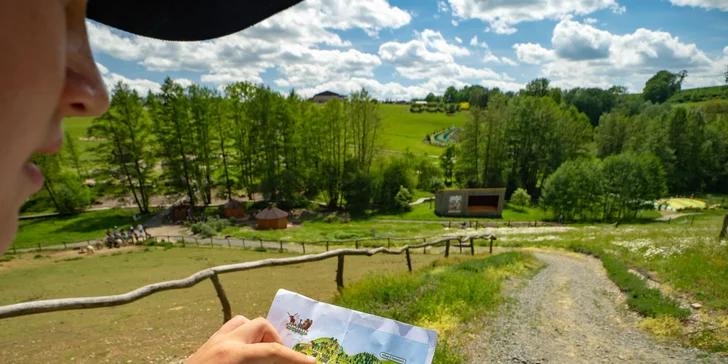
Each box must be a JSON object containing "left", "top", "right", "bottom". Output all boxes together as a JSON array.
[
  {"left": 13, "top": 208, "right": 144, "bottom": 249},
  {"left": 0, "top": 245, "right": 470, "bottom": 363},
  {"left": 379, "top": 104, "right": 467, "bottom": 155}
]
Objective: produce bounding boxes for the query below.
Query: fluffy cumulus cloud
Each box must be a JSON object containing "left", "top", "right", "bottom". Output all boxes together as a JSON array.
[
  {"left": 447, "top": 0, "right": 625, "bottom": 34},
  {"left": 519, "top": 19, "right": 725, "bottom": 90},
  {"left": 87, "top": 0, "right": 410, "bottom": 92},
  {"left": 379, "top": 30, "right": 503, "bottom": 81},
  {"left": 669, "top": 0, "right": 728, "bottom": 11},
  {"left": 455, "top": 36, "right": 463, "bottom": 44},
  {"left": 96, "top": 62, "right": 161, "bottom": 95},
  {"left": 513, "top": 43, "right": 555, "bottom": 64}
]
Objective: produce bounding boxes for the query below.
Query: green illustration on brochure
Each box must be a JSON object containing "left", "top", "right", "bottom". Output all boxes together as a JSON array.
[{"left": 293, "top": 337, "right": 399, "bottom": 364}]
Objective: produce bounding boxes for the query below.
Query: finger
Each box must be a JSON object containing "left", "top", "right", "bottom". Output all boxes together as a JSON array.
[
  {"left": 230, "top": 317, "right": 283, "bottom": 345},
  {"left": 215, "top": 315, "right": 251, "bottom": 336},
  {"left": 243, "top": 343, "right": 316, "bottom": 364}
]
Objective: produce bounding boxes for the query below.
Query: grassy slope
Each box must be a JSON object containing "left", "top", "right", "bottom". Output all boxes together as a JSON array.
[
  {"left": 63, "top": 116, "right": 99, "bottom": 159},
  {"left": 370, "top": 202, "right": 549, "bottom": 222},
  {"left": 13, "top": 209, "right": 144, "bottom": 248},
  {"left": 379, "top": 104, "right": 467, "bottom": 155},
  {"left": 336, "top": 252, "right": 542, "bottom": 362},
  {"left": 0, "top": 246, "right": 445, "bottom": 363}
]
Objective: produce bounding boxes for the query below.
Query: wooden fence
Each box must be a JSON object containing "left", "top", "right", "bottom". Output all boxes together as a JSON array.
[{"left": 0, "top": 234, "right": 496, "bottom": 323}]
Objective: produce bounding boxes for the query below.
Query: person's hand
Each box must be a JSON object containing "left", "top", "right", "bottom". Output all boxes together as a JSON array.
[{"left": 187, "top": 316, "right": 316, "bottom": 364}]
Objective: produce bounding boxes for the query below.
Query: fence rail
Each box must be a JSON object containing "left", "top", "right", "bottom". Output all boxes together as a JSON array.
[{"left": 0, "top": 234, "right": 496, "bottom": 323}]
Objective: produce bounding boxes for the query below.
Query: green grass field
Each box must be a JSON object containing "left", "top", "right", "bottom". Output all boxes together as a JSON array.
[
  {"left": 13, "top": 208, "right": 144, "bottom": 249},
  {"left": 380, "top": 104, "right": 467, "bottom": 155},
  {"left": 0, "top": 245, "right": 455, "bottom": 363},
  {"left": 370, "top": 202, "right": 549, "bottom": 222},
  {"left": 63, "top": 116, "right": 98, "bottom": 159}
]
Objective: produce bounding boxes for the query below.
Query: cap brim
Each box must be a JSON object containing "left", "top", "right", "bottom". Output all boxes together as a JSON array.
[{"left": 86, "top": 0, "right": 303, "bottom": 41}]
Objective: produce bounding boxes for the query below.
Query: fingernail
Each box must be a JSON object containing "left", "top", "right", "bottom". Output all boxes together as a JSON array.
[{"left": 308, "top": 356, "right": 317, "bottom": 363}]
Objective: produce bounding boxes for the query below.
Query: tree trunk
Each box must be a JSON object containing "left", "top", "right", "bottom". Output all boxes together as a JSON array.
[{"left": 719, "top": 214, "right": 728, "bottom": 242}]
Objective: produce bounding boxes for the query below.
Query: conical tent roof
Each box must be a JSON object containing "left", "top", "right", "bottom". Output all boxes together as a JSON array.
[
  {"left": 224, "top": 199, "right": 245, "bottom": 209},
  {"left": 256, "top": 205, "right": 288, "bottom": 220}
]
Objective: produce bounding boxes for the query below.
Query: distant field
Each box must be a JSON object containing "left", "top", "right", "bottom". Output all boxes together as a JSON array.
[
  {"left": 13, "top": 209, "right": 144, "bottom": 249},
  {"left": 379, "top": 104, "right": 467, "bottom": 155},
  {"left": 63, "top": 116, "right": 99, "bottom": 160}
]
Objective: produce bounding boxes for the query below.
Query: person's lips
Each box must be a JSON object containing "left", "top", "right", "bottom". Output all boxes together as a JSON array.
[{"left": 23, "top": 162, "right": 45, "bottom": 194}]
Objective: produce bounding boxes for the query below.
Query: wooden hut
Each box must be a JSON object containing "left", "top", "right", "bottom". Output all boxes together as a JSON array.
[
  {"left": 256, "top": 205, "right": 289, "bottom": 230},
  {"left": 223, "top": 199, "right": 246, "bottom": 219},
  {"left": 170, "top": 203, "right": 192, "bottom": 222}
]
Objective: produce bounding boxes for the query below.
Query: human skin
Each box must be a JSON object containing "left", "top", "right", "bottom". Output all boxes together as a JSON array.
[{"left": 0, "top": 1, "right": 314, "bottom": 363}]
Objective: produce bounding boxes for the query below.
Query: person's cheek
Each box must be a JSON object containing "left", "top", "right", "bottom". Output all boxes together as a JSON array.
[{"left": 0, "top": 1, "right": 66, "bottom": 252}]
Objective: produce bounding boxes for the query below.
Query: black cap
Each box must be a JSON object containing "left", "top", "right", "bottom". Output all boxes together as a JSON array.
[{"left": 86, "top": 0, "right": 303, "bottom": 41}]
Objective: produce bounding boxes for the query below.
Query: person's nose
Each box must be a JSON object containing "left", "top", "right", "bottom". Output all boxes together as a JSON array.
[{"left": 58, "top": 64, "right": 110, "bottom": 117}]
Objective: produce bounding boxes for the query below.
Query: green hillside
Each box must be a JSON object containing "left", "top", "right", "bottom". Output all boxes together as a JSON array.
[
  {"left": 668, "top": 85, "right": 728, "bottom": 103},
  {"left": 379, "top": 104, "right": 467, "bottom": 155}
]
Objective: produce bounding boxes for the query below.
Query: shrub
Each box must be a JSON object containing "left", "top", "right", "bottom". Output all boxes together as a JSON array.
[
  {"left": 426, "top": 177, "right": 446, "bottom": 194},
  {"left": 393, "top": 186, "right": 413, "bottom": 212},
  {"left": 510, "top": 188, "right": 531, "bottom": 209},
  {"left": 191, "top": 218, "right": 231, "bottom": 238},
  {"left": 254, "top": 246, "right": 267, "bottom": 252},
  {"left": 54, "top": 172, "right": 93, "bottom": 214}
]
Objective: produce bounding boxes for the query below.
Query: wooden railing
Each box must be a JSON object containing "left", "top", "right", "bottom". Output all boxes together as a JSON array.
[{"left": 0, "top": 234, "right": 496, "bottom": 323}]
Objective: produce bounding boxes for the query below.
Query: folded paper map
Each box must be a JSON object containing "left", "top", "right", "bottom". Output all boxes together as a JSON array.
[{"left": 266, "top": 289, "right": 438, "bottom": 364}]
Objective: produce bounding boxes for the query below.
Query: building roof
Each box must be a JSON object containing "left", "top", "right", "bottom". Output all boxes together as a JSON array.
[
  {"left": 224, "top": 199, "right": 245, "bottom": 209},
  {"left": 256, "top": 205, "right": 288, "bottom": 220},
  {"left": 313, "top": 90, "right": 344, "bottom": 98}
]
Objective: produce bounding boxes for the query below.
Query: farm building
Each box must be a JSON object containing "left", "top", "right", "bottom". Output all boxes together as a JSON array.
[
  {"left": 435, "top": 188, "right": 506, "bottom": 217},
  {"left": 311, "top": 91, "right": 347, "bottom": 103},
  {"left": 256, "top": 205, "right": 289, "bottom": 230},
  {"left": 223, "top": 199, "right": 246, "bottom": 219},
  {"left": 170, "top": 203, "right": 192, "bottom": 222},
  {"left": 412, "top": 100, "right": 428, "bottom": 105}
]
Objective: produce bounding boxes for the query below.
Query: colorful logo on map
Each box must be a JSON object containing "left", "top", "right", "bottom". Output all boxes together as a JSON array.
[{"left": 286, "top": 312, "right": 313, "bottom": 335}]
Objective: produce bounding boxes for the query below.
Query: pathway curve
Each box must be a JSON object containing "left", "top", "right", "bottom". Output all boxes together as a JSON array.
[{"left": 467, "top": 251, "right": 727, "bottom": 364}]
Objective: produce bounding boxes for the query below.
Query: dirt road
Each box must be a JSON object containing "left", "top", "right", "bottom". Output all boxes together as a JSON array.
[{"left": 468, "top": 251, "right": 727, "bottom": 364}]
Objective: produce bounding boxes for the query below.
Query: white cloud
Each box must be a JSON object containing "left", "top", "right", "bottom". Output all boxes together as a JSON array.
[
  {"left": 669, "top": 0, "right": 728, "bottom": 11},
  {"left": 379, "top": 31, "right": 502, "bottom": 81},
  {"left": 438, "top": 0, "right": 449, "bottom": 13},
  {"left": 525, "top": 19, "right": 724, "bottom": 91},
  {"left": 513, "top": 43, "right": 555, "bottom": 64},
  {"left": 584, "top": 17, "right": 598, "bottom": 24},
  {"left": 297, "top": 77, "right": 430, "bottom": 100},
  {"left": 452, "top": 19, "right": 459, "bottom": 26},
  {"left": 455, "top": 37, "right": 463, "bottom": 43},
  {"left": 87, "top": 0, "right": 411, "bottom": 89},
  {"left": 173, "top": 78, "right": 195, "bottom": 88},
  {"left": 95, "top": 62, "right": 109, "bottom": 75},
  {"left": 96, "top": 62, "right": 161, "bottom": 95},
  {"left": 479, "top": 79, "right": 524, "bottom": 92},
  {"left": 468, "top": 35, "right": 488, "bottom": 48},
  {"left": 483, "top": 51, "right": 501, "bottom": 64},
  {"left": 447, "top": 0, "right": 625, "bottom": 34},
  {"left": 501, "top": 57, "right": 519, "bottom": 66}
]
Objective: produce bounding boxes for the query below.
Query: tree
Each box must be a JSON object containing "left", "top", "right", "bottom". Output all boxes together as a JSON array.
[
  {"left": 149, "top": 78, "right": 197, "bottom": 205},
  {"left": 443, "top": 86, "right": 457, "bottom": 104},
  {"left": 349, "top": 89, "right": 382, "bottom": 173},
  {"left": 540, "top": 159, "right": 603, "bottom": 221},
  {"left": 563, "top": 87, "right": 618, "bottom": 127},
  {"left": 187, "top": 84, "right": 216, "bottom": 204},
  {"left": 53, "top": 172, "right": 93, "bottom": 214},
  {"left": 510, "top": 188, "right": 531, "bottom": 209},
  {"left": 594, "top": 112, "right": 629, "bottom": 158},
  {"left": 30, "top": 153, "right": 63, "bottom": 212},
  {"left": 210, "top": 95, "right": 233, "bottom": 199},
  {"left": 425, "top": 92, "right": 438, "bottom": 102},
  {"left": 63, "top": 132, "right": 86, "bottom": 180},
  {"left": 393, "top": 186, "right": 414, "bottom": 212},
  {"left": 90, "top": 82, "right": 156, "bottom": 214},
  {"left": 524, "top": 78, "right": 550, "bottom": 97},
  {"left": 602, "top": 152, "right": 667, "bottom": 219},
  {"left": 643, "top": 70, "right": 686, "bottom": 104},
  {"left": 342, "top": 160, "right": 374, "bottom": 213},
  {"left": 376, "top": 156, "right": 416, "bottom": 211},
  {"left": 439, "top": 144, "right": 457, "bottom": 186},
  {"left": 724, "top": 65, "right": 728, "bottom": 84}
]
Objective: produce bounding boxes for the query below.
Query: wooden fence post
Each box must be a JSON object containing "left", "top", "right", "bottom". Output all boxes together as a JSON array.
[
  {"left": 209, "top": 273, "right": 232, "bottom": 325},
  {"left": 301, "top": 242, "right": 306, "bottom": 255},
  {"left": 470, "top": 238, "right": 475, "bottom": 256},
  {"left": 423, "top": 246, "right": 427, "bottom": 254},
  {"left": 405, "top": 248, "right": 412, "bottom": 272},
  {"left": 489, "top": 236, "right": 495, "bottom": 254},
  {"left": 210, "top": 237, "right": 214, "bottom": 247},
  {"left": 355, "top": 241, "right": 359, "bottom": 249},
  {"left": 459, "top": 241, "right": 463, "bottom": 254},
  {"left": 195, "top": 238, "right": 199, "bottom": 246},
  {"left": 37, "top": 243, "right": 41, "bottom": 252},
  {"left": 445, "top": 240, "right": 450, "bottom": 258},
  {"left": 260, "top": 239, "right": 264, "bottom": 248},
  {"left": 279, "top": 241, "right": 283, "bottom": 253},
  {"left": 336, "top": 255, "right": 345, "bottom": 291},
  {"left": 181, "top": 237, "right": 185, "bottom": 247},
  {"left": 719, "top": 214, "right": 728, "bottom": 242},
  {"left": 387, "top": 238, "right": 391, "bottom": 249},
  {"left": 227, "top": 239, "right": 231, "bottom": 248},
  {"left": 63, "top": 242, "right": 67, "bottom": 250},
  {"left": 242, "top": 239, "right": 245, "bottom": 248},
  {"left": 326, "top": 241, "right": 329, "bottom": 252},
  {"left": 12, "top": 245, "right": 16, "bottom": 254}
]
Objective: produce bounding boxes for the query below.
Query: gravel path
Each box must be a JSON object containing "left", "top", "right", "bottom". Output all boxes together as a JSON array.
[{"left": 468, "top": 251, "right": 727, "bottom": 364}]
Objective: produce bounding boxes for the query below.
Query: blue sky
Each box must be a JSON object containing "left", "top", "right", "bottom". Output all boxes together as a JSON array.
[{"left": 89, "top": 0, "right": 728, "bottom": 100}]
